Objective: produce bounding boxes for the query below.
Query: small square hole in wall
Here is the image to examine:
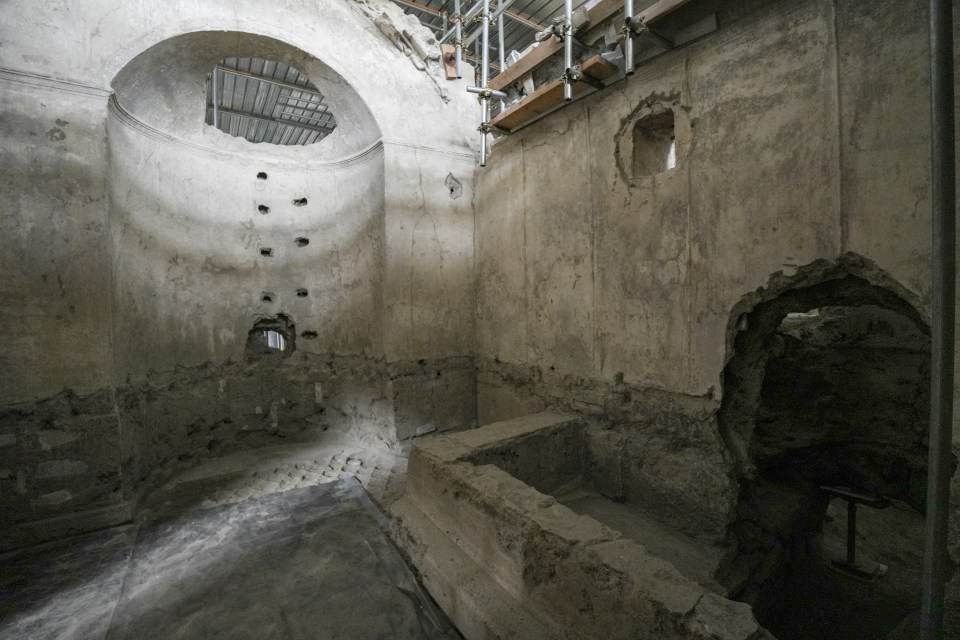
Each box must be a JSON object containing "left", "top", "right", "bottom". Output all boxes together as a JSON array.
[{"left": 633, "top": 110, "right": 676, "bottom": 176}]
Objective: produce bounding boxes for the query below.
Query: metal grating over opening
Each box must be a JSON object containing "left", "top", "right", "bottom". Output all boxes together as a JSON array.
[{"left": 206, "top": 57, "right": 337, "bottom": 146}]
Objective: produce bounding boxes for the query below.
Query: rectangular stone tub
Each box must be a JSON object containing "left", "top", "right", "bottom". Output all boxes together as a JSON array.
[{"left": 392, "top": 412, "right": 770, "bottom": 640}]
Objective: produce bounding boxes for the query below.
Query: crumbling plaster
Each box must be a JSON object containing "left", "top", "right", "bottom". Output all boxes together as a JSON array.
[
  {"left": 0, "top": 0, "right": 477, "bottom": 543},
  {"left": 475, "top": 0, "right": 960, "bottom": 542}
]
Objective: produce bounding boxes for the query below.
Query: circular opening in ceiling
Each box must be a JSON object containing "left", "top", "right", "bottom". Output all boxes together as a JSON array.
[{"left": 207, "top": 57, "right": 338, "bottom": 146}]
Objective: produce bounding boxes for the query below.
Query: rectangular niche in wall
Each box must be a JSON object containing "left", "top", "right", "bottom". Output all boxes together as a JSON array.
[{"left": 633, "top": 110, "right": 676, "bottom": 176}]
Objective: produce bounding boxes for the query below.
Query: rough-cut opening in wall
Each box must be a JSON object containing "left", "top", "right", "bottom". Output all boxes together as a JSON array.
[
  {"left": 717, "top": 264, "right": 955, "bottom": 640},
  {"left": 614, "top": 98, "right": 688, "bottom": 186},
  {"left": 246, "top": 314, "right": 296, "bottom": 359},
  {"left": 633, "top": 110, "right": 676, "bottom": 176}
]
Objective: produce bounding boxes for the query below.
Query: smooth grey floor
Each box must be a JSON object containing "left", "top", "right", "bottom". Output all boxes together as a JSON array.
[{"left": 0, "top": 479, "right": 460, "bottom": 640}]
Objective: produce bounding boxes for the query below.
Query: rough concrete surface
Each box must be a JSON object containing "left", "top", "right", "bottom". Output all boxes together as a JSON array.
[
  {"left": 394, "top": 412, "right": 771, "bottom": 640},
  {"left": 1, "top": 0, "right": 959, "bottom": 637},
  {"left": 1, "top": 0, "right": 477, "bottom": 548}
]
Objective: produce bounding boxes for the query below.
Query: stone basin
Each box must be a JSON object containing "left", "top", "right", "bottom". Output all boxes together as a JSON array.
[{"left": 392, "top": 411, "right": 772, "bottom": 640}]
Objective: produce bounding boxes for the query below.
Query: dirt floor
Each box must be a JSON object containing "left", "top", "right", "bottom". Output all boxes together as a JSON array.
[{"left": 759, "top": 498, "right": 956, "bottom": 640}]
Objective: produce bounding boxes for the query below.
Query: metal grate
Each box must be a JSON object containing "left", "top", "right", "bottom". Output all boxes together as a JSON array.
[{"left": 206, "top": 57, "right": 337, "bottom": 146}]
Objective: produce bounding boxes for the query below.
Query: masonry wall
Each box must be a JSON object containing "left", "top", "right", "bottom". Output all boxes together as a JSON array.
[
  {"left": 0, "top": 0, "right": 477, "bottom": 548},
  {"left": 475, "top": 0, "right": 960, "bottom": 542},
  {"left": 0, "top": 75, "right": 127, "bottom": 548}
]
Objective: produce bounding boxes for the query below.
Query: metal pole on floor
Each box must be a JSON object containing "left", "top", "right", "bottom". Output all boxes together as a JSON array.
[
  {"left": 922, "top": 0, "right": 956, "bottom": 637},
  {"left": 846, "top": 501, "right": 857, "bottom": 566}
]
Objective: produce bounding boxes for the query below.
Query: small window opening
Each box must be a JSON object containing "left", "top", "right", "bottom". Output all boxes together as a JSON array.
[
  {"left": 258, "top": 204, "right": 270, "bottom": 214},
  {"left": 207, "top": 58, "right": 338, "bottom": 146},
  {"left": 246, "top": 314, "right": 295, "bottom": 359},
  {"left": 294, "top": 237, "right": 309, "bottom": 247},
  {"left": 264, "top": 330, "right": 285, "bottom": 351},
  {"left": 632, "top": 110, "right": 676, "bottom": 176}
]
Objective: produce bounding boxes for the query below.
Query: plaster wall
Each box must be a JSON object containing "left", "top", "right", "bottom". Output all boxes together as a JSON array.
[
  {"left": 107, "top": 105, "right": 386, "bottom": 376},
  {"left": 0, "top": 77, "right": 113, "bottom": 403},
  {"left": 478, "top": 0, "right": 843, "bottom": 396},
  {"left": 382, "top": 144, "right": 476, "bottom": 361},
  {"left": 0, "top": 77, "right": 127, "bottom": 546},
  {"left": 475, "top": 0, "right": 960, "bottom": 539},
  {"left": 0, "top": 0, "right": 477, "bottom": 544}
]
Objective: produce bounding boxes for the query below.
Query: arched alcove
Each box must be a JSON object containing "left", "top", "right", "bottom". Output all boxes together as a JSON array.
[
  {"left": 105, "top": 30, "right": 394, "bottom": 501},
  {"left": 110, "top": 31, "right": 380, "bottom": 158},
  {"left": 107, "top": 31, "right": 385, "bottom": 378},
  {"left": 716, "top": 255, "right": 956, "bottom": 639}
]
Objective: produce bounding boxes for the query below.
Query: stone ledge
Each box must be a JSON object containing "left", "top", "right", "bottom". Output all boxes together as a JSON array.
[{"left": 395, "top": 411, "right": 770, "bottom": 640}]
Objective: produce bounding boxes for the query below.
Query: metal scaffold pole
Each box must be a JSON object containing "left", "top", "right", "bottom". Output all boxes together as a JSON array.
[
  {"left": 479, "top": 0, "right": 491, "bottom": 165},
  {"left": 454, "top": 0, "right": 463, "bottom": 78},
  {"left": 922, "top": 0, "right": 956, "bottom": 638},
  {"left": 563, "top": 0, "right": 573, "bottom": 101},
  {"left": 623, "top": 0, "right": 634, "bottom": 75},
  {"left": 212, "top": 67, "right": 220, "bottom": 127}
]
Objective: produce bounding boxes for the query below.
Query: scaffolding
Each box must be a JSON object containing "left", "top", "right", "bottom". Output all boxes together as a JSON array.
[{"left": 439, "top": 0, "right": 711, "bottom": 166}]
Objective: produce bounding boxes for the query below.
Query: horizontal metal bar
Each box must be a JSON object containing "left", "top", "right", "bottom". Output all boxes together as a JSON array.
[
  {"left": 277, "top": 95, "right": 326, "bottom": 106},
  {"left": 394, "top": 0, "right": 442, "bottom": 16},
  {"left": 440, "top": 0, "right": 542, "bottom": 42},
  {"left": 440, "top": 1, "right": 483, "bottom": 42},
  {"left": 463, "top": 0, "right": 519, "bottom": 48},
  {"left": 208, "top": 106, "right": 336, "bottom": 135},
  {"left": 467, "top": 85, "right": 508, "bottom": 98},
  {"left": 215, "top": 65, "right": 322, "bottom": 97},
  {"left": 276, "top": 109, "right": 336, "bottom": 125},
  {"left": 502, "top": 8, "right": 545, "bottom": 31}
]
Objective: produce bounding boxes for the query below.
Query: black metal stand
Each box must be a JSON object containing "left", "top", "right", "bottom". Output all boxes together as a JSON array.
[{"left": 820, "top": 485, "right": 890, "bottom": 581}]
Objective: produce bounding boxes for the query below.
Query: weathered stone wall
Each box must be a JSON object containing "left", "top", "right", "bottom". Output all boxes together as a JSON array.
[
  {"left": 107, "top": 96, "right": 387, "bottom": 378},
  {"left": 0, "top": 73, "right": 126, "bottom": 550},
  {"left": 478, "top": 358, "right": 736, "bottom": 540},
  {"left": 0, "top": 0, "right": 477, "bottom": 547},
  {"left": 0, "top": 76, "right": 113, "bottom": 403},
  {"left": 475, "top": 0, "right": 960, "bottom": 544},
  {"left": 117, "top": 354, "right": 476, "bottom": 497},
  {"left": 0, "top": 389, "right": 130, "bottom": 550}
]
